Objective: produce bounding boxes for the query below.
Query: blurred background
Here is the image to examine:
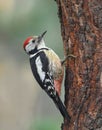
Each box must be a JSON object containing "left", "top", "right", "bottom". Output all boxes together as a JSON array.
[{"left": 0, "top": 0, "right": 64, "bottom": 130}]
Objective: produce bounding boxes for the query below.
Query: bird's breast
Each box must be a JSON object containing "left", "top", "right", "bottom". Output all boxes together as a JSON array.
[{"left": 44, "top": 49, "right": 64, "bottom": 80}]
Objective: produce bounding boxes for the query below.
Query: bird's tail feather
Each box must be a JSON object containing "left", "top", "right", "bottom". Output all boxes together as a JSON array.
[{"left": 53, "top": 94, "right": 71, "bottom": 122}]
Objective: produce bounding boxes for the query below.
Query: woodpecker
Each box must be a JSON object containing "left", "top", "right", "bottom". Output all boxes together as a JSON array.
[{"left": 23, "top": 31, "right": 71, "bottom": 122}]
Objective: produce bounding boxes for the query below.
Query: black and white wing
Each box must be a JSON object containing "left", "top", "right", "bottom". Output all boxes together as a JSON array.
[
  {"left": 30, "top": 51, "right": 56, "bottom": 98},
  {"left": 30, "top": 51, "right": 70, "bottom": 121}
]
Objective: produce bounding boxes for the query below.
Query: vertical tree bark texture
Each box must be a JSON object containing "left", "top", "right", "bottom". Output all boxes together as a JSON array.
[{"left": 55, "top": 0, "right": 102, "bottom": 130}]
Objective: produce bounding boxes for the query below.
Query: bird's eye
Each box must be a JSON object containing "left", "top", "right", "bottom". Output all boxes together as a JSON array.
[{"left": 32, "top": 39, "right": 35, "bottom": 43}]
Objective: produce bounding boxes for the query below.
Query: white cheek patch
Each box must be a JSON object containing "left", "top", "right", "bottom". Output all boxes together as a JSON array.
[{"left": 25, "top": 42, "right": 35, "bottom": 53}]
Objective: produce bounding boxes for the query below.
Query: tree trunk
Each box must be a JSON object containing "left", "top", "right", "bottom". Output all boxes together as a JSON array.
[{"left": 55, "top": 0, "right": 102, "bottom": 130}]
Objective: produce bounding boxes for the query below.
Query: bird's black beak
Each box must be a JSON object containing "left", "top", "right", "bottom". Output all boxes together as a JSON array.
[{"left": 38, "top": 31, "right": 47, "bottom": 43}]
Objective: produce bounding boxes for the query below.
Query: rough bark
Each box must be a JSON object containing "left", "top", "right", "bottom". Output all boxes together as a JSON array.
[{"left": 55, "top": 0, "right": 102, "bottom": 130}]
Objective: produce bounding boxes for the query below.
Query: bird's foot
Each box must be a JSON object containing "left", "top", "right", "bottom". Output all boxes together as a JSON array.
[{"left": 61, "top": 54, "right": 76, "bottom": 65}]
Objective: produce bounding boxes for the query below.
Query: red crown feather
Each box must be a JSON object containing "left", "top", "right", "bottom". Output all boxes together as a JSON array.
[{"left": 23, "top": 36, "right": 33, "bottom": 49}]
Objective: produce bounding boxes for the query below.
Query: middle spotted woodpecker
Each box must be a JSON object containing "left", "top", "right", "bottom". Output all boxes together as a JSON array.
[{"left": 23, "top": 31, "right": 71, "bottom": 122}]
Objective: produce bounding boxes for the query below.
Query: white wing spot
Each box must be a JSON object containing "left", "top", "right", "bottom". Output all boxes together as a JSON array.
[{"left": 48, "top": 86, "right": 52, "bottom": 90}]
